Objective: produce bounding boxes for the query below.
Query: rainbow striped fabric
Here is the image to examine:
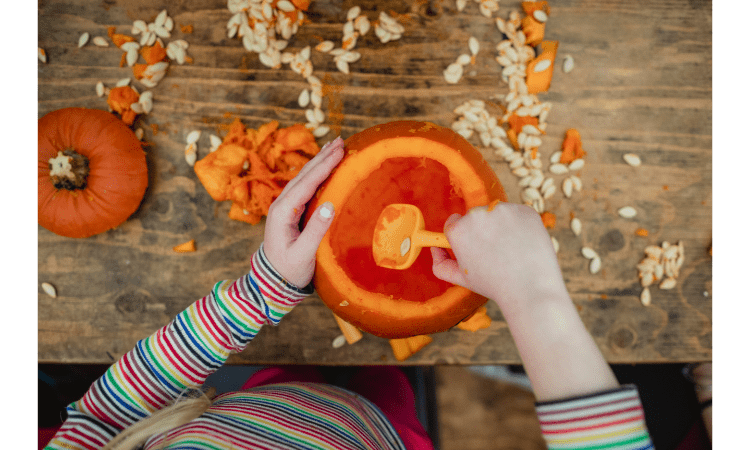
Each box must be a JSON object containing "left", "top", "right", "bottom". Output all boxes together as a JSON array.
[{"left": 536, "top": 385, "right": 654, "bottom": 449}]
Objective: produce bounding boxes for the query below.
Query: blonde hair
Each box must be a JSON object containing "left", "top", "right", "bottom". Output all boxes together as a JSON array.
[{"left": 101, "top": 387, "right": 216, "bottom": 450}]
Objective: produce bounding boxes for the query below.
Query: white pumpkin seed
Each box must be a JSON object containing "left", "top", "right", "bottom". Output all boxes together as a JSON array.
[
  {"left": 96, "top": 81, "right": 105, "bottom": 97},
  {"left": 542, "top": 184, "right": 556, "bottom": 199},
  {"left": 532, "top": 198, "right": 545, "bottom": 213},
  {"left": 571, "top": 218, "right": 582, "bottom": 236},
  {"left": 512, "top": 167, "right": 530, "bottom": 178},
  {"left": 533, "top": 59, "right": 551, "bottom": 72},
  {"left": 589, "top": 256, "right": 602, "bottom": 274},
  {"left": 277, "top": 0, "right": 296, "bottom": 12},
  {"left": 562, "top": 177, "right": 573, "bottom": 198},
  {"left": 130, "top": 102, "right": 144, "bottom": 114},
  {"left": 581, "top": 247, "right": 598, "bottom": 259},
  {"left": 126, "top": 49, "right": 139, "bottom": 66},
  {"left": 135, "top": 128, "right": 144, "bottom": 140},
  {"left": 41, "top": 282, "right": 57, "bottom": 298},
  {"left": 164, "top": 16, "right": 174, "bottom": 32},
  {"left": 569, "top": 158, "right": 585, "bottom": 170},
  {"left": 209, "top": 134, "right": 223, "bottom": 151},
  {"left": 186, "top": 130, "right": 201, "bottom": 145},
  {"left": 38, "top": 48, "right": 47, "bottom": 63},
  {"left": 623, "top": 153, "right": 641, "bottom": 167},
  {"left": 618, "top": 206, "right": 637, "bottom": 219},
  {"left": 469, "top": 36, "right": 480, "bottom": 55},
  {"left": 313, "top": 108, "right": 325, "bottom": 123},
  {"left": 456, "top": 53, "right": 472, "bottom": 66},
  {"left": 640, "top": 287, "right": 651, "bottom": 306},
  {"left": 549, "top": 163, "right": 569, "bottom": 175},
  {"left": 336, "top": 59, "right": 350, "bottom": 74},
  {"left": 78, "top": 32, "right": 90, "bottom": 48},
  {"left": 551, "top": 236, "right": 559, "bottom": 253},
  {"left": 562, "top": 55, "right": 574, "bottom": 73},
  {"left": 184, "top": 143, "right": 197, "bottom": 166},
  {"left": 659, "top": 277, "right": 676, "bottom": 290},
  {"left": 132, "top": 19, "right": 148, "bottom": 35},
  {"left": 93, "top": 36, "right": 109, "bottom": 47},
  {"left": 354, "top": 15, "right": 370, "bottom": 35},
  {"left": 521, "top": 124, "right": 541, "bottom": 136},
  {"left": 116, "top": 78, "right": 131, "bottom": 87},
  {"left": 298, "top": 89, "right": 310, "bottom": 108},
  {"left": 315, "top": 40, "right": 335, "bottom": 53},
  {"left": 640, "top": 272, "right": 654, "bottom": 288},
  {"left": 541, "top": 177, "right": 554, "bottom": 193},
  {"left": 332, "top": 334, "right": 347, "bottom": 348},
  {"left": 313, "top": 125, "right": 330, "bottom": 138},
  {"left": 347, "top": 6, "right": 361, "bottom": 21},
  {"left": 532, "top": 9, "right": 548, "bottom": 23},
  {"left": 550, "top": 151, "right": 562, "bottom": 164},
  {"left": 570, "top": 175, "right": 583, "bottom": 191},
  {"left": 654, "top": 263, "right": 664, "bottom": 280},
  {"left": 155, "top": 9, "right": 168, "bottom": 27},
  {"left": 523, "top": 187, "right": 541, "bottom": 201}
]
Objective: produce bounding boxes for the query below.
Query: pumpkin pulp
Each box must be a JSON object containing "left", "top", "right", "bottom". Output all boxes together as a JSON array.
[{"left": 330, "top": 156, "right": 464, "bottom": 301}]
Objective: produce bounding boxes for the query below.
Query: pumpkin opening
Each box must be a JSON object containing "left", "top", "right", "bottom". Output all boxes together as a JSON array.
[
  {"left": 329, "top": 156, "right": 466, "bottom": 302},
  {"left": 49, "top": 149, "right": 90, "bottom": 190}
]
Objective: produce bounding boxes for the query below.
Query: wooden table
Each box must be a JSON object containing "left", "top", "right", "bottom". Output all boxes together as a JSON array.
[{"left": 38, "top": 0, "right": 711, "bottom": 365}]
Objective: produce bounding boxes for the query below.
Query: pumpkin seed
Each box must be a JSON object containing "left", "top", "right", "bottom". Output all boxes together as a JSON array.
[
  {"left": 512, "top": 167, "right": 530, "bottom": 178},
  {"left": 126, "top": 49, "right": 139, "bottom": 66},
  {"left": 78, "top": 32, "right": 90, "bottom": 48},
  {"left": 116, "top": 78, "right": 131, "bottom": 87},
  {"left": 96, "top": 81, "right": 105, "bottom": 97},
  {"left": 186, "top": 130, "right": 201, "bottom": 145},
  {"left": 155, "top": 9, "right": 168, "bottom": 28},
  {"left": 653, "top": 263, "right": 664, "bottom": 280},
  {"left": 209, "top": 134, "right": 222, "bottom": 151},
  {"left": 532, "top": 9, "right": 548, "bottom": 23},
  {"left": 305, "top": 108, "right": 318, "bottom": 125},
  {"left": 562, "top": 177, "right": 573, "bottom": 198},
  {"left": 623, "top": 153, "right": 641, "bottom": 167},
  {"left": 164, "top": 16, "right": 174, "bottom": 32},
  {"left": 456, "top": 53, "right": 472, "bottom": 66},
  {"left": 533, "top": 59, "right": 551, "bottom": 73},
  {"left": 133, "top": 19, "right": 148, "bottom": 35},
  {"left": 469, "top": 36, "right": 480, "bottom": 55},
  {"left": 130, "top": 102, "right": 144, "bottom": 114},
  {"left": 38, "top": 48, "right": 47, "bottom": 63},
  {"left": 659, "top": 277, "right": 676, "bottom": 290},
  {"left": 93, "top": 36, "right": 109, "bottom": 47},
  {"left": 542, "top": 184, "right": 556, "bottom": 199},
  {"left": 618, "top": 206, "right": 637, "bottom": 219},
  {"left": 569, "top": 158, "right": 585, "bottom": 170},
  {"left": 347, "top": 6, "right": 361, "bottom": 21},
  {"left": 332, "top": 334, "right": 347, "bottom": 349},
  {"left": 640, "top": 287, "right": 651, "bottom": 306},
  {"left": 340, "top": 51, "right": 361, "bottom": 63},
  {"left": 298, "top": 89, "right": 310, "bottom": 108},
  {"left": 313, "top": 125, "right": 330, "bottom": 138},
  {"left": 550, "top": 151, "right": 562, "bottom": 164},
  {"left": 549, "top": 163, "right": 569, "bottom": 175},
  {"left": 581, "top": 247, "right": 598, "bottom": 259},
  {"left": 541, "top": 177, "right": 554, "bottom": 193},
  {"left": 532, "top": 198, "right": 545, "bottom": 213},
  {"left": 551, "top": 236, "right": 559, "bottom": 253},
  {"left": 571, "top": 217, "right": 582, "bottom": 236},
  {"left": 184, "top": 143, "right": 197, "bottom": 166},
  {"left": 523, "top": 187, "right": 541, "bottom": 201},
  {"left": 589, "top": 256, "right": 602, "bottom": 274},
  {"left": 336, "top": 59, "right": 350, "bottom": 74},
  {"left": 354, "top": 15, "right": 370, "bottom": 35},
  {"left": 562, "top": 55, "right": 574, "bottom": 73},
  {"left": 315, "top": 40, "right": 334, "bottom": 53},
  {"left": 41, "top": 282, "right": 57, "bottom": 298},
  {"left": 570, "top": 175, "right": 583, "bottom": 191}
]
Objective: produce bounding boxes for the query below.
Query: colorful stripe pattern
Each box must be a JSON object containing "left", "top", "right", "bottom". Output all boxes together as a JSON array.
[{"left": 535, "top": 385, "right": 654, "bottom": 450}]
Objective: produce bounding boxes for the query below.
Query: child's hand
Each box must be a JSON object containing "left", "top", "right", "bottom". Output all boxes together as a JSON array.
[
  {"left": 430, "top": 202, "right": 569, "bottom": 314},
  {"left": 263, "top": 137, "right": 345, "bottom": 288}
]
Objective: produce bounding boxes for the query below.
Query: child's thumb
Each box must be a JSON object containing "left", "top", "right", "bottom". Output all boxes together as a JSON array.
[{"left": 297, "top": 202, "right": 335, "bottom": 257}]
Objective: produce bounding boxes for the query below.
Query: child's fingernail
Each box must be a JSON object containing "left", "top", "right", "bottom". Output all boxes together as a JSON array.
[
  {"left": 319, "top": 202, "right": 334, "bottom": 219},
  {"left": 320, "top": 140, "right": 332, "bottom": 152}
]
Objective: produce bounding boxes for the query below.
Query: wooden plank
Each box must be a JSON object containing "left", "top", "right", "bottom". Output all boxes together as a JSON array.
[{"left": 38, "top": 0, "right": 711, "bottom": 365}]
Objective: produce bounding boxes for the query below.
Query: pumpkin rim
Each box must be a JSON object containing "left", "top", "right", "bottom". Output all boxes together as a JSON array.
[{"left": 305, "top": 120, "right": 506, "bottom": 338}]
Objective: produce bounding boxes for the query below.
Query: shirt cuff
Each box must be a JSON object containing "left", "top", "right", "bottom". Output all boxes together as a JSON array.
[{"left": 535, "top": 384, "right": 653, "bottom": 449}]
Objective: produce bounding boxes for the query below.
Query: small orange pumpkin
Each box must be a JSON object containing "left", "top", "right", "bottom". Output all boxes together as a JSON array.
[
  {"left": 304, "top": 121, "right": 506, "bottom": 338},
  {"left": 38, "top": 108, "right": 148, "bottom": 238}
]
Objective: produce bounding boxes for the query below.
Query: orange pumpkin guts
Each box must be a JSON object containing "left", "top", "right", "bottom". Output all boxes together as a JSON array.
[
  {"left": 303, "top": 121, "right": 507, "bottom": 338},
  {"left": 38, "top": 108, "right": 148, "bottom": 238},
  {"left": 194, "top": 118, "right": 319, "bottom": 224},
  {"left": 526, "top": 40, "right": 559, "bottom": 94},
  {"left": 107, "top": 86, "right": 140, "bottom": 125}
]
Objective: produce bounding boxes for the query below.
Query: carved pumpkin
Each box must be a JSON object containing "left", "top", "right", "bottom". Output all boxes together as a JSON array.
[
  {"left": 304, "top": 121, "right": 506, "bottom": 338},
  {"left": 38, "top": 108, "right": 148, "bottom": 238}
]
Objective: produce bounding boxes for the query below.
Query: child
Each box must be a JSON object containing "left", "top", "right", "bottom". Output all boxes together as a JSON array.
[{"left": 45, "top": 137, "right": 653, "bottom": 450}]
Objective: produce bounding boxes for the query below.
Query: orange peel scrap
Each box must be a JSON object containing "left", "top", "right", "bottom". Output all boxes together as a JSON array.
[
  {"left": 560, "top": 128, "right": 586, "bottom": 164},
  {"left": 173, "top": 239, "right": 196, "bottom": 252},
  {"left": 456, "top": 306, "right": 492, "bottom": 332},
  {"left": 526, "top": 40, "right": 559, "bottom": 94},
  {"left": 389, "top": 335, "right": 433, "bottom": 361}
]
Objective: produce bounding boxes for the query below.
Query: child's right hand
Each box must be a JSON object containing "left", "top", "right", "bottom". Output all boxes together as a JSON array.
[{"left": 430, "top": 202, "right": 570, "bottom": 314}]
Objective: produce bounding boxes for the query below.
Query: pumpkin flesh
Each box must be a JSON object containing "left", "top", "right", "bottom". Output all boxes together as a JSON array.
[{"left": 306, "top": 121, "right": 506, "bottom": 338}]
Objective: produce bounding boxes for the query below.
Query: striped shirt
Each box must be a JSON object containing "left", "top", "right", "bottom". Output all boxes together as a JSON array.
[
  {"left": 46, "top": 245, "right": 653, "bottom": 450},
  {"left": 536, "top": 386, "right": 653, "bottom": 449}
]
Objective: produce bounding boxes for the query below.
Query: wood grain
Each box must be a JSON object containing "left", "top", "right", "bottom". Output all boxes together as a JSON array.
[{"left": 38, "top": 0, "right": 711, "bottom": 365}]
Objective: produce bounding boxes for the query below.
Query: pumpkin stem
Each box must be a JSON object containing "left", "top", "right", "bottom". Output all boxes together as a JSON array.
[{"left": 49, "top": 150, "right": 90, "bottom": 190}]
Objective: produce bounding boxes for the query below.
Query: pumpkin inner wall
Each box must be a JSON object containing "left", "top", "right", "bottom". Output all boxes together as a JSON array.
[{"left": 330, "top": 157, "right": 466, "bottom": 302}]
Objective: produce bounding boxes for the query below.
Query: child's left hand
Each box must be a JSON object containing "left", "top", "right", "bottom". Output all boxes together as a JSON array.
[{"left": 263, "top": 137, "right": 345, "bottom": 288}]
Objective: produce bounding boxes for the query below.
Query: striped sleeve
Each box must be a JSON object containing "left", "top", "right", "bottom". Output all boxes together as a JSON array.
[
  {"left": 46, "top": 244, "right": 313, "bottom": 450},
  {"left": 535, "top": 385, "right": 654, "bottom": 450}
]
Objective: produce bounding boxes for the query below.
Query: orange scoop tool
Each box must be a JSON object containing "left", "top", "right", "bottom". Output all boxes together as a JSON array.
[{"left": 372, "top": 204, "right": 451, "bottom": 270}]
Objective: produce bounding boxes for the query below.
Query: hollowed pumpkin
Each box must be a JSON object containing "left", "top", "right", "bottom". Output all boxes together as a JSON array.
[{"left": 303, "top": 121, "right": 506, "bottom": 338}]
